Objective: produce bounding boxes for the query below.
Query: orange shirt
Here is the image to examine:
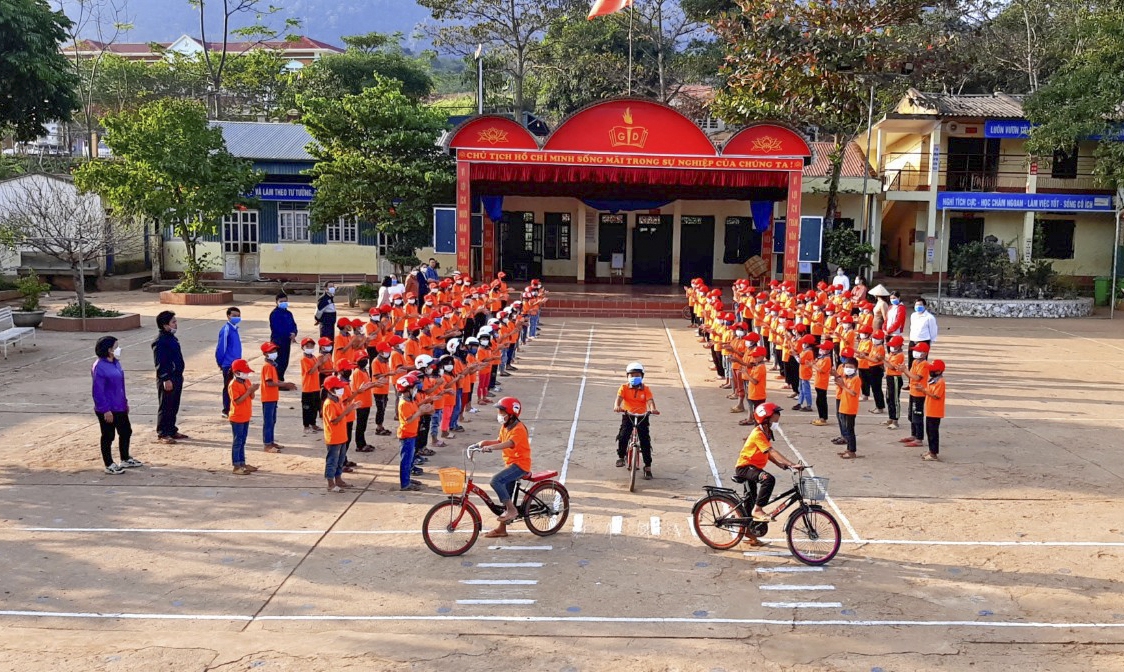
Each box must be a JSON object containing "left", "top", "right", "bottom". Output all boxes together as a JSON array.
[
  {"left": 318, "top": 353, "right": 334, "bottom": 376},
  {"left": 423, "top": 375, "right": 445, "bottom": 410},
  {"left": 909, "top": 360, "right": 931, "bottom": 397},
  {"left": 404, "top": 338, "right": 422, "bottom": 361},
  {"left": 886, "top": 351, "right": 906, "bottom": 377},
  {"left": 322, "top": 397, "right": 347, "bottom": 444},
  {"left": 351, "top": 369, "right": 373, "bottom": 409},
  {"left": 332, "top": 334, "right": 352, "bottom": 368},
  {"left": 397, "top": 398, "right": 420, "bottom": 438},
  {"left": 747, "top": 362, "right": 767, "bottom": 401},
  {"left": 301, "top": 355, "right": 321, "bottom": 393},
  {"left": 836, "top": 373, "right": 860, "bottom": 415},
  {"left": 499, "top": 420, "right": 532, "bottom": 472},
  {"left": 813, "top": 355, "right": 832, "bottom": 391},
  {"left": 856, "top": 338, "right": 873, "bottom": 370},
  {"left": 729, "top": 338, "right": 746, "bottom": 371},
  {"left": 925, "top": 377, "right": 946, "bottom": 418},
  {"left": 842, "top": 330, "right": 856, "bottom": 351},
  {"left": 261, "top": 361, "right": 280, "bottom": 403},
  {"left": 736, "top": 426, "right": 771, "bottom": 470},
  {"left": 461, "top": 353, "right": 478, "bottom": 391},
  {"left": 228, "top": 378, "right": 254, "bottom": 423},
  {"left": 798, "top": 349, "right": 814, "bottom": 381},
  {"left": 868, "top": 344, "right": 885, "bottom": 368},
  {"left": 617, "top": 384, "right": 653, "bottom": 414},
  {"left": 370, "top": 357, "right": 392, "bottom": 395}
]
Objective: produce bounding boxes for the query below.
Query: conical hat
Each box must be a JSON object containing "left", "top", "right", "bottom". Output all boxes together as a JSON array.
[{"left": 868, "top": 284, "right": 890, "bottom": 297}]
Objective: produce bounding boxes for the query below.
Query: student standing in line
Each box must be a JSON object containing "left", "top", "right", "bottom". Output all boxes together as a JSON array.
[
  {"left": 300, "top": 337, "right": 326, "bottom": 434},
  {"left": 260, "top": 342, "right": 296, "bottom": 453},
  {"left": 811, "top": 340, "right": 834, "bottom": 426},
  {"left": 794, "top": 334, "right": 815, "bottom": 412},
  {"left": 227, "top": 359, "right": 258, "bottom": 475},
  {"left": 322, "top": 375, "right": 361, "bottom": 493},
  {"left": 268, "top": 293, "right": 298, "bottom": 381},
  {"left": 152, "top": 310, "right": 188, "bottom": 445},
  {"left": 216, "top": 307, "right": 243, "bottom": 418},
  {"left": 93, "top": 336, "right": 142, "bottom": 474},
  {"left": 902, "top": 342, "right": 932, "bottom": 446},
  {"left": 396, "top": 372, "right": 433, "bottom": 492},
  {"left": 883, "top": 335, "right": 906, "bottom": 431},
  {"left": 921, "top": 360, "right": 946, "bottom": 461},
  {"left": 835, "top": 350, "right": 862, "bottom": 459}
]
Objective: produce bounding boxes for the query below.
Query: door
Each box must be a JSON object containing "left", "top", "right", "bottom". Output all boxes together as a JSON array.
[
  {"left": 222, "top": 209, "right": 259, "bottom": 280},
  {"left": 679, "top": 215, "right": 715, "bottom": 285},
  {"left": 948, "top": 216, "right": 985, "bottom": 254},
  {"left": 499, "top": 211, "right": 536, "bottom": 282},
  {"left": 946, "top": 137, "right": 1000, "bottom": 191},
  {"left": 632, "top": 214, "right": 673, "bottom": 284}
]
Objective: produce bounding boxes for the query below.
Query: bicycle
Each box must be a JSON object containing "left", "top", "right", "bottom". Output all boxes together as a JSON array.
[
  {"left": 619, "top": 411, "right": 657, "bottom": 492},
  {"left": 422, "top": 446, "right": 571, "bottom": 557},
  {"left": 690, "top": 467, "right": 841, "bottom": 566}
]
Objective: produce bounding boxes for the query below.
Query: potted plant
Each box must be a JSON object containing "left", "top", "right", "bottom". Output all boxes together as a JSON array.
[
  {"left": 354, "top": 283, "right": 379, "bottom": 310},
  {"left": 13, "top": 270, "right": 50, "bottom": 328}
]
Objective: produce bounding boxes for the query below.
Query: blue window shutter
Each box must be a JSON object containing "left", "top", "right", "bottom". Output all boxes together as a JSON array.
[
  {"left": 433, "top": 207, "right": 457, "bottom": 254},
  {"left": 357, "top": 222, "right": 378, "bottom": 247},
  {"left": 310, "top": 229, "right": 326, "bottom": 245},
  {"left": 259, "top": 204, "right": 279, "bottom": 244}
]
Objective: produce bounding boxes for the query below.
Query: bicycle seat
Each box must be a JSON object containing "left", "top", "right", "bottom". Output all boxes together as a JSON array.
[{"left": 522, "top": 470, "right": 558, "bottom": 482}]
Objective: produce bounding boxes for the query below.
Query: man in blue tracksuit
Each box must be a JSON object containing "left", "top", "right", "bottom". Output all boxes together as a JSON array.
[
  {"left": 152, "top": 310, "right": 187, "bottom": 444},
  {"left": 269, "top": 293, "right": 298, "bottom": 381},
  {"left": 216, "top": 307, "right": 243, "bottom": 417}
]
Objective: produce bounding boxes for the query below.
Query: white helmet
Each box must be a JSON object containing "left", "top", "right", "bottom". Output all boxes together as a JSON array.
[
  {"left": 446, "top": 338, "right": 460, "bottom": 353},
  {"left": 478, "top": 326, "right": 494, "bottom": 336},
  {"left": 488, "top": 318, "right": 500, "bottom": 326},
  {"left": 626, "top": 361, "right": 645, "bottom": 374},
  {"left": 414, "top": 354, "right": 434, "bottom": 370},
  {"left": 465, "top": 336, "right": 480, "bottom": 346}
]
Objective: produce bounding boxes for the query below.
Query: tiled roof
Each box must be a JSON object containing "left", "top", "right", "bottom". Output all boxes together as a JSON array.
[
  {"left": 69, "top": 36, "right": 343, "bottom": 55},
  {"left": 805, "top": 141, "right": 873, "bottom": 179},
  {"left": 209, "top": 121, "right": 316, "bottom": 161},
  {"left": 897, "top": 89, "right": 1026, "bottom": 119}
]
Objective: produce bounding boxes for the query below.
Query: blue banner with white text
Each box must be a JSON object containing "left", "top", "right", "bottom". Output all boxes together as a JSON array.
[{"left": 937, "top": 192, "right": 1113, "bottom": 212}]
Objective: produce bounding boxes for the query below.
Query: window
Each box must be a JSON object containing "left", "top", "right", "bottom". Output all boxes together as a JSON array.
[
  {"left": 277, "top": 202, "right": 309, "bottom": 241},
  {"left": 598, "top": 213, "right": 626, "bottom": 262},
  {"left": 1034, "top": 219, "right": 1076, "bottom": 259},
  {"left": 376, "top": 231, "right": 392, "bottom": 256},
  {"left": 544, "top": 212, "right": 571, "bottom": 260},
  {"left": 222, "top": 209, "right": 258, "bottom": 253},
  {"left": 1051, "top": 146, "right": 1079, "bottom": 179},
  {"left": 327, "top": 216, "right": 358, "bottom": 243},
  {"left": 723, "top": 216, "right": 761, "bottom": 264}
]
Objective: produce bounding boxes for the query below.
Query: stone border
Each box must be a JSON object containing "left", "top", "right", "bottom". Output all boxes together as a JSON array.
[
  {"left": 923, "top": 294, "right": 1094, "bottom": 318},
  {"left": 159, "top": 290, "right": 236, "bottom": 306},
  {"left": 42, "top": 312, "right": 142, "bottom": 332}
]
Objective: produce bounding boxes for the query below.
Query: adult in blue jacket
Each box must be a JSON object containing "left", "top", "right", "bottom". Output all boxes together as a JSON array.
[
  {"left": 216, "top": 306, "right": 243, "bottom": 417},
  {"left": 93, "top": 336, "right": 143, "bottom": 474},
  {"left": 152, "top": 310, "right": 187, "bottom": 444},
  {"left": 269, "top": 293, "right": 298, "bottom": 381}
]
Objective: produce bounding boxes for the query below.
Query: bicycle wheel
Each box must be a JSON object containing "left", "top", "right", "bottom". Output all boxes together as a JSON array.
[
  {"left": 522, "top": 481, "right": 570, "bottom": 536},
  {"left": 691, "top": 494, "right": 745, "bottom": 550},
  {"left": 785, "top": 505, "right": 841, "bottom": 566},
  {"left": 422, "top": 499, "right": 481, "bottom": 557},
  {"left": 627, "top": 435, "right": 639, "bottom": 492}
]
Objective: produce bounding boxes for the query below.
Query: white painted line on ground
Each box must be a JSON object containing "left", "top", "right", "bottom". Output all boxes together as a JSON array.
[
  {"left": 758, "top": 585, "right": 836, "bottom": 591},
  {"left": 559, "top": 326, "right": 595, "bottom": 485},
  {"left": 1044, "top": 326, "right": 1124, "bottom": 353},
  {"left": 650, "top": 516, "right": 661, "bottom": 537},
  {"left": 773, "top": 426, "right": 862, "bottom": 543},
  {"left": 475, "top": 562, "right": 543, "bottom": 568},
  {"left": 459, "top": 580, "right": 538, "bottom": 586},
  {"left": 572, "top": 513, "right": 584, "bottom": 534},
  {"left": 486, "top": 545, "right": 552, "bottom": 551},
  {"left": 687, "top": 516, "right": 697, "bottom": 538},
  {"left": 743, "top": 551, "right": 789, "bottom": 557},
  {"left": 15, "top": 527, "right": 323, "bottom": 534},
  {"left": 609, "top": 516, "right": 623, "bottom": 535},
  {"left": 756, "top": 567, "right": 825, "bottom": 573},
  {"left": 7, "top": 610, "right": 1124, "bottom": 629},
  {"left": 762, "top": 602, "right": 844, "bottom": 609},
  {"left": 454, "top": 599, "right": 536, "bottom": 605},
  {"left": 664, "top": 327, "right": 723, "bottom": 487},
  {"left": 854, "top": 539, "right": 1124, "bottom": 547}
]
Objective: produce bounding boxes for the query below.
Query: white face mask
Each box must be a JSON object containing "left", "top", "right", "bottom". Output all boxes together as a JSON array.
[
  {"left": 113, "top": 346, "right": 122, "bottom": 358},
  {"left": 235, "top": 372, "right": 250, "bottom": 381},
  {"left": 266, "top": 352, "right": 277, "bottom": 361},
  {"left": 735, "top": 330, "right": 746, "bottom": 337},
  {"left": 843, "top": 367, "right": 857, "bottom": 376},
  {"left": 497, "top": 413, "right": 507, "bottom": 425},
  {"left": 323, "top": 346, "right": 333, "bottom": 353},
  {"left": 303, "top": 348, "right": 315, "bottom": 355},
  {"left": 443, "top": 364, "right": 453, "bottom": 372},
  {"left": 912, "top": 351, "right": 924, "bottom": 358},
  {"left": 771, "top": 422, "right": 781, "bottom": 433},
  {"left": 327, "top": 287, "right": 336, "bottom": 296}
]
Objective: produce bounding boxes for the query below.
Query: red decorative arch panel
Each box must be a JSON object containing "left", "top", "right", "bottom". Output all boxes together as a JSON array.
[
  {"left": 544, "top": 99, "right": 718, "bottom": 156},
  {"left": 722, "top": 122, "right": 813, "bottom": 158},
  {"left": 446, "top": 115, "right": 539, "bottom": 150}
]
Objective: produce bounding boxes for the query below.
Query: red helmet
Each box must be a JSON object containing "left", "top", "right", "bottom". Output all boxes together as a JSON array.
[
  {"left": 751, "top": 346, "right": 767, "bottom": 357},
  {"left": 317, "top": 337, "right": 332, "bottom": 347},
  {"left": 913, "top": 342, "right": 931, "bottom": 354},
  {"left": 336, "top": 359, "right": 355, "bottom": 372},
  {"left": 336, "top": 317, "right": 351, "bottom": 328},
  {"left": 754, "top": 402, "right": 781, "bottom": 424},
  {"left": 494, "top": 396, "right": 522, "bottom": 417},
  {"left": 231, "top": 358, "right": 253, "bottom": 374},
  {"left": 395, "top": 372, "right": 419, "bottom": 392},
  {"left": 888, "top": 335, "right": 904, "bottom": 347},
  {"left": 795, "top": 323, "right": 807, "bottom": 333},
  {"left": 744, "top": 332, "right": 761, "bottom": 342},
  {"left": 840, "top": 315, "right": 854, "bottom": 324},
  {"left": 818, "top": 341, "right": 835, "bottom": 351},
  {"left": 840, "top": 347, "right": 855, "bottom": 359},
  {"left": 734, "top": 322, "right": 749, "bottom": 331},
  {"left": 300, "top": 337, "right": 315, "bottom": 347},
  {"left": 929, "top": 359, "right": 946, "bottom": 373},
  {"left": 708, "top": 289, "right": 722, "bottom": 298}
]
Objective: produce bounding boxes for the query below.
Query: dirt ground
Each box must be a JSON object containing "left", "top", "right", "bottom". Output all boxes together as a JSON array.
[{"left": 0, "top": 290, "right": 1122, "bottom": 671}]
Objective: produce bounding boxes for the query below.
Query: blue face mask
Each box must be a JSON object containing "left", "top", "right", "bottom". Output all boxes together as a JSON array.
[
  {"left": 890, "top": 298, "right": 900, "bottom": 305},
  {"left": 278, "top": 302, "right": 289, "bottom": 310},
  {"left": 229, "top": 316, "right": 241, "bottom": 325},
  {"left": 435, "top": 317, "right": 443, "bottom": 325},
  {"left": 629, "top": 376, "right": 643, "bottom": 387},
  {"left": 915, "top": 305, "right": 925, "bottom": 313},
  {"left": 390, "top": 279, "right": 399, "bottom": 286}
]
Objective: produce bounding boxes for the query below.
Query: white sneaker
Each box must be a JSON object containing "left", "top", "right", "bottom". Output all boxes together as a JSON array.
[
  {"left": 121, "top": 458, "right": 144, "bottom": 468},
  {"left": 104, "top": 463, "right": 125, "bottom": 475},
  {"left": 468, "top": 408, "right": 479, "bottom": 414}
]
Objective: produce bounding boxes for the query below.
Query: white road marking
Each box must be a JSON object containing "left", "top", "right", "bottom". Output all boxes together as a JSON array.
[
  {"left": 459, "top": 580, "right": 538, "bottom": 585},
  {"left": 559, "top": 326, "right": 595, "bottom": 485},
  {"left": 486, "top": 545, "right": 552, "bottom": 551},
  {"left": 758, "top": 585, "right": 836, "bottom": 591},
  {"left": 609, "top": 516, "right": 623, "bottom": 535},
  {"left": 650, "top": 516, "right": 661, "bottom": 537},
  {"left": 475, "top": 562, "right": 543, "bottom": 568},
  {"left": 762, "top": 602, "right": 843, "bottom": 609},
  {"left": 743, "top": 551, "right": 789, "bottom": 557},
  {"left": 572, "top": 513, "right": 584, "bottom": 534},
  {"left": 773, "top": 426, "right": 862, "bottom": 543},
  {"left": 454, "top": 599, "right": 535, "bottom": 605},
  {"left": 756, "top": 567, "right": 825, "bottom": 573},
  {"left": 686, "top": 516, "right": 697, "bottom": 538},
  {"left": 1044, "top": 326, "right": 1124, "bottom": 353},
  {"left": 664, "top": 326, "right": 723, "bottom": 487}
]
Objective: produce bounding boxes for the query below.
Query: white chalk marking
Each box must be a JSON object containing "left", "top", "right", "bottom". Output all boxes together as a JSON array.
[
  {"left": 475, "top": 562, "right": 543, "bottom": 568},
  {"left": 743, "top": 551, "right": 789, "bottom": 557},
  {"left": 454, "top": 599, "right": 535, "bottom": 605},
  {"left": 758, "top": 585, "right": 836, "bottom": 591},
  {"left": 650, "top": 516, "right": 661, "bottom": 537},
  {"left": 762, "top": 602, "right": 843, "bottom": 609},
  {"left": 0, "top": 610, "right": 251, "bottom": 621},
  {"left": 459, "top": 580, "right": 538, "bottom": 586},
  {"left": 15, "top": 527, "right": 323, "bottom": 535},
  {"left": 559, "top": 326, "right": 595, "bottom": 485},
  {"left": 609, "top": 516, "right": 623, "bottom": 535},
  {"left": 1044, "top": 326, "right": 1124, "bottom": 354},
  {"left": 756, "top": 567, "right": 825, "bottom": 573},
  {"left": 687, "top": 516, "right": 698, "bottom": 538},
  {"left": 486, "top": 545, "right": 552, "bottom": 551},
  {"left": 665, "top": 326, "right": 723, "bottom": 487},
  {"left": 773, "top": 426, "right": 862, "bottom": 543},
  {"left": 572, "top": 513, "right": 584, "bottom": 534}
]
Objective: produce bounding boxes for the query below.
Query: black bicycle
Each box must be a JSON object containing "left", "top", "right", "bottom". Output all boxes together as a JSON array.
[{"left": 691, "top": 468, "right": 841, "bottom": 566}]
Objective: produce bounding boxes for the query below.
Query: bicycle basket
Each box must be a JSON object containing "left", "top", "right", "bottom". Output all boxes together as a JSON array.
[
  {"left": 438, "top": 468, "right": 466, "bottom": 495},
  {"left": 799, "top": 476, "right": 829, "bottom": 501}
]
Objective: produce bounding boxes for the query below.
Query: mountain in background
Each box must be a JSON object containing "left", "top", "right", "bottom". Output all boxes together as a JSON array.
[{"left": 106, "top": 0, "right": 433, "bottom": 49}]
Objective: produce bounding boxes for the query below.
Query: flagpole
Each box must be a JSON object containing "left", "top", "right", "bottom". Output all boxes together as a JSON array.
[{"left": 627, "top": 1, "right": 634, "bottom": 96}]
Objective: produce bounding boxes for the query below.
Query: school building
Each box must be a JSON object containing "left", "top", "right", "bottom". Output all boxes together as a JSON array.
[{"left": 872, "top": 89, "right": 1119, "bottom": 282}]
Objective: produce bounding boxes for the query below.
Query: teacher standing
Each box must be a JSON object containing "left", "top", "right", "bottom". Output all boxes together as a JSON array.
[
  {"left": 152, "top": 311, "right": 188, "bottom": 445},
  {"left": 315, "top": 282, "right": 338, "bottom": 339},
  {"left": 908, "top": 297, "right": 939, "bottom": 367},
  {"left": 93, "top": 336, "right": 143, "bottom": 474},
  {"left": 269, "top": 292, "right": 298, "bottom": 381}
]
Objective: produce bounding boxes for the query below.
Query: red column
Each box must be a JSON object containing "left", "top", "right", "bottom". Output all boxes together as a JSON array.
[
  {"left": 482, "top": 213, "right": 495, "bottom": 280},
  {"left": 455, "top": 161, "right": 471, "bottom": 274},
  {"left": 783, "top": 170, "right": 802, "bottom": 284}
]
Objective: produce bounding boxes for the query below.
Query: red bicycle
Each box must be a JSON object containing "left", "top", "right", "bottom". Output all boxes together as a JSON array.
[{"left": 422, "top": 446, "right": 571, "bottom": 556}]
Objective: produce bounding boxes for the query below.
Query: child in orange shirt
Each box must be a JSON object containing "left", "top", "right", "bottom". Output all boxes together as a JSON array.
[
  {"left": 834, "top": 350, "right": 862, "bottom": 459},
  {"left": 921, "top": 360, "right": 946, "bottom": 461},
  {"left": 396, "top": 372, "right": 434, "bottom": 491},
  {"left": 903, "top": 343, "right": 932, "bottom": 446},
  {"left": 370, "top": 342, "right": 396, "bottom": 436},
  {"left": 228, "top": 359, "right": 259, "bottom": 475},
  {"left": 883, "top": 335, "right": 907, "bottom": 430},
  {"left": 350, "top": 353, "right": 381, "bottom": 452},
  {"left": 322, "top": 375, "right": 361, "bottom": 493},
  {"left": 299, "top": 337, "right": 327, "bottom": 433},
  {"left": 794, "top": 335, "right": 815, "bottom": 412},
  {"left": 260, "top": 342, "right": 296, "bottom": 453},
  {"left": 811, "top": 341, "right": 834, "bottom": 425},
  {"left": 740, "top": 346, "right": 769, "bottom": 426}
]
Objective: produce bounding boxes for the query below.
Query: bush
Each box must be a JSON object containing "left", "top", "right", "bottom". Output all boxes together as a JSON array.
[
  {"left": 57, "top": 302, "right": 123, "bottom": 318},
  {"left": 355, "top": 283, "right": 379, "bottom": 301},
  {"left": 16, "top": 270, "right": 51, "bottom": 311},
  {"left": 0, "top": 276, "right": 18, "bottom": 291}
]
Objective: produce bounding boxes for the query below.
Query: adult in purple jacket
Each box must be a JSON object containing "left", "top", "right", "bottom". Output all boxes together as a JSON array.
[{"left": 92, "top": 336, "right": 143, "bottom": 475}]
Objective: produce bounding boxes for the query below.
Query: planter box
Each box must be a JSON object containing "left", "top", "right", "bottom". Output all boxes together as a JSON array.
[
  {"left": 12, "top": 310, "right": 45, "bottom": 328},
  {"left": 160, "top": 290, "right": 235, "bottom": 306},
  {"left": 42, "top": 312, "right": 142, "bottom": 332}
]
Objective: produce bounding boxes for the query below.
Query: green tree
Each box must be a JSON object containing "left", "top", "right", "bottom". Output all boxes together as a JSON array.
[
  {"left": 285, "top": 32, "right": 434, "bottom": 105},
  {"left": 300, "top": 75, "right": 455, "bottom": 272},
  {"left": 0, "top": 0, "right": 81, "bottom": 141},
  {"left": 74, "top": 99, "right": 261, "bottom": 291}
]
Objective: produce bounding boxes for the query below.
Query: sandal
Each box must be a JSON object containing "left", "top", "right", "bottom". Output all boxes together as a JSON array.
[
  {"left": 483, "top": 529, "right": 509, "bottom": 538},
  {"left": 838, "top": 451, "right": 863, "bottom": 459},
  {"left": 742, "top": 537, "right": 767, "bottom": 547},
  {"left": 328, "top": 486, "right": 344, "bottom": 493},
  {"left": 922, "top": 452, "right": 940, "bottom": 461},
  {"left": 264, "top": 445, "right": 281, "bottom": 453},
  {"left": 738, "top": 418, "right": 754, "bottom": 426}
]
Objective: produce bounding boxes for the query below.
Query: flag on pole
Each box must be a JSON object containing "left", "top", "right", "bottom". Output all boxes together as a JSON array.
[{"left": 587, "top": 0, "right": 633, "bottom": 20}]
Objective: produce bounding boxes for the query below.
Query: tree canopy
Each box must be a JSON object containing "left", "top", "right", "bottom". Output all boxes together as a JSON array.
[{"left": 0, "top": 0, "right": 81, "bottom": 141}]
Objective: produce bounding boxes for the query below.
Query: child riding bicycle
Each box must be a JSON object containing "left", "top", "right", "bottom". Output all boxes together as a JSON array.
[
  {"left": 613, "top": 362, "right": 660, "bottom": 480},
  {"left": 470, "top": 396, "right": 531, "bottom": 539},
  {"left": 735, "top": 403, "right": 805, "bottom": 533}
]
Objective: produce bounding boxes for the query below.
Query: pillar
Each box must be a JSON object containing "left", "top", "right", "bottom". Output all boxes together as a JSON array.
[
  {"left": 455, "top": 161, "right": 471, "bottom": 274},
  {"left": 1023, "top": 158, "right": 1039, "bottom": 261},
  {"left": 482, "top": 213, "right": 495, "bottom": 280},
  {"left": 576, "top": 200, "right": 587, "bottom": 283},
  {"left": 870, "top": 197, "right": 883, "bottom": 273},
  {"left": 783, "top": 170, "right": 803, "bottom": 284},
  {"left": 671, "top": 200, "right": 683, "bottom": 286},
  {"left": 924, "top": 124, "right": 942, "bottom": 275}
]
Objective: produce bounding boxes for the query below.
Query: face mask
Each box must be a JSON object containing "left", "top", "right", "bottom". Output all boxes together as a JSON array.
[
  {"left": 322, "top": 346, "right": 333, "bottom": 354},
  {"left": 394, "top": 299, "right": 403, "bottom": 306},
  {"left": 391, "top": 279, "right": 399, "bottom": 286},
  {"left": 469, "top": 347, "right": 478, "bottom": 354},
  {"left": 379, "top": 351, "right": 391, "bottom": 359},
  {"left": 859, "top": 334, "right": 869, "bottom": 339},
  {"left": 629, "top": 376, "right": 643, "bottom": 387},
  {"left": 168, "top": 327, "right": 177, "bottom": 335},
  {"left": 235, "top": 372, "right": 249, "bottom": 381},
  {"left": 435, "top": 317, "right": 443, "bottom": 325},
  {"left": 497, "top": 413, "right": 507, "bottom": 425},
  {"left": 113, "top": 346, "right": 122, "bottom": 358},
  {"left": 229, "top": 316, "right": 241, "bottom": 326},
  {"left": 835, "top": 290, "right": 843, "bottom": 296},
  {"left": 425, "top": 302, "right": 434, "bottom": 308},
  {"left": 912, "top": 351, "right": 924, "bottom": 358},
  {"left": 327, "top": 287, "right": 336, "bottom": 296},
  {"left": 303, "top": 348, "right": 315, "bottom": 355},
  {"left": 735, "top": 330, "right": 746, "bottom": 337},
  {"left": 266, "top": 352, "right": 277, "bottom": 361},
  {"left": 873, "top": 339, "right": 883, "bottom": 345},
  {"left": 771, "top": 422, "right": 781, "bottom": 433},
  {"left": 891, "top": 298, "right": 900, "bottom": 305},
  {"left": 915, "top": 305, "right": 925, "bottom": 313},
  {"left": 278, "top": 302, "right": 289, "bottom": 310},
  {"left": 330, "top": 388, "right": 343, "bottom": 398},
  {"left": 443, "top": 364, "right": 453, "bottom": 372},
  {"left": 843, "top": 367, "right": 857, "bottom": 376}
]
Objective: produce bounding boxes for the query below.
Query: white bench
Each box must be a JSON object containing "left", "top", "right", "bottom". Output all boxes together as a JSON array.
[{"left": 0, "top": 306, "right": 36, "bottom": 358}]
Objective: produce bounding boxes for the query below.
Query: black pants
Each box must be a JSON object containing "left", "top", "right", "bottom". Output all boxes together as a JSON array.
[
  {"left": 909, "top": 395, "right": 925, "bottom": 440},
  {"left": 355, "top": 407, "right": 371, "bottom": 448},
  {"left": 96, "top": 411, "right": 132, "bottom": 467},
  {"left": 839, "top": 412, "right": 857, "bottom": 453},
  {"left": 417, "top": 415, "right": 431, "bottom": 452},
  {"left": 156, "top": 379, "right": 182, "bottom": 438},
  {"left": 886, "top": 376, "right": 902, "bottom": 421},
  {"left": 374, "top": 394, "right": 388, "bottom": 427},
  {"left": 785, "top": 357, "right": 799, "bottom": 394},
  {"left": 925, "top": 417, "right": 941, "bottom": 454},
  {"left": 907, "top": 339, "right": 930, "bottom": 368},
  {"left": 301, "top": 391, "right": 320, "bottom": 428},
  {"left": 815, "top": 388, "right": 828, "bottom": 420},
  {"left": 866, "top": 366, "right": 885, "bottom": 409},
  {"left": 220, "top": 366, "right": 233, "bottom": 415},
  {"left": 710, "top": 348, "right": 725, "bottom": 378},
  {"left": 617, "top": 414, "right": 652, "bottom": 466},
  {"left": 735, "top": 465, "right": 775, "bottom": 508},
  {"left": 345, "top": 421, "right": 354, "bottom": 452},
  {"left": 273, "top": 341, "right": 291, "bottom": 381}
]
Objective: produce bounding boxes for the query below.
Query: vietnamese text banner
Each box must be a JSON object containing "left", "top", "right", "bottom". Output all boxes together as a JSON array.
[
  {"left": 937, "top": 191, "right": 1113, "bottom": 212},
  {"left": 252, "top": 183, "right": 315, "bottom": 202},
  {"left": 458, "top": 149, "right": 804, "bottom": 171}
]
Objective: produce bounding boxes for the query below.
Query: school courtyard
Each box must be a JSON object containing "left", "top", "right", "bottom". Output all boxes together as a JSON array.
[{"left": 0, "top": 291, "right": 1122, "bottom": 671}]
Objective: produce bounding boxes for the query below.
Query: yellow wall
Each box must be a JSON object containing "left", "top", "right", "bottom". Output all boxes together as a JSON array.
[{"left": 162, "top": 240, "right": 223, "bottom": 274}]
